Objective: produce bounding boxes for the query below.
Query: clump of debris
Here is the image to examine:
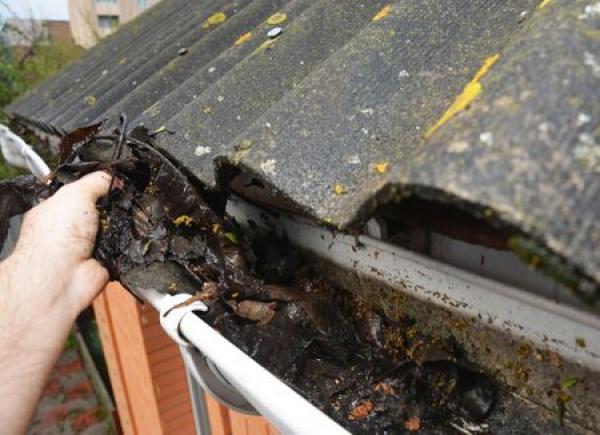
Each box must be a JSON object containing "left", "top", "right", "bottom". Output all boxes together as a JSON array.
[{"left": 0, "top": 119, "right": 496, "bottom": 433}]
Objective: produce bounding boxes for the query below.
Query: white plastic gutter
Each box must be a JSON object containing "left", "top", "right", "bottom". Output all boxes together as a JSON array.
[{"left": 140, "top": 288, "right": 350, "bottom": 435}]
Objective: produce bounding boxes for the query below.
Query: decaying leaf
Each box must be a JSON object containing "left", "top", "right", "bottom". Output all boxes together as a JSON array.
[
  {"left": 348, "top": 400, "right": 374, "bottom": 420},
  {"left": 404, "top": 416, "right": 421, "bottom": 432},
  {"left": 561, "top": 377, "right": 578, "bottom": 389},
  {"left": 57, "top": 120, "right": 104, "bottom": 162},
  {"left": 374, "top": 382, "right": 395, "bottom": 395}
]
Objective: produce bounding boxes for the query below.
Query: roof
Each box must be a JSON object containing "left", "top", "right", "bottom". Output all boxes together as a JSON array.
[{"left": 6, "top": 0, "right": 600, "bottom": 303}]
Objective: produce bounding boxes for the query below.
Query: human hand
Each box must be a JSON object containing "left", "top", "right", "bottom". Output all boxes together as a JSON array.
[
  {"left": 7, "top": 171, "right": 115, "bottom": 320},
  {"left": 0, "top": 171, "right": 116, "bottom": 435}
]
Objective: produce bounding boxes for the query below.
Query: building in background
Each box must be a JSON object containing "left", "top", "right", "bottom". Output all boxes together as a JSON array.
[
  {"left": 68, "top": 0, "right": 162, "bottom": 48},
  {"left": 1, "top": 18, "right": 72, "bottom": 47}
]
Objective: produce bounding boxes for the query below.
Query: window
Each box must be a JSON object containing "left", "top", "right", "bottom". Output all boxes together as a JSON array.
[
  {"left": 138, "top": 0, "right": 147, "bottom": 9},
  {"left": 97, "top": 15, "right": 119, "bottom": 31}
]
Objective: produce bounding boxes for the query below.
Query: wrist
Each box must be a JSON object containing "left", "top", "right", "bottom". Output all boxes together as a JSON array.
[{"left": 0, "top": 251, "right": 79, "bottom": 326}]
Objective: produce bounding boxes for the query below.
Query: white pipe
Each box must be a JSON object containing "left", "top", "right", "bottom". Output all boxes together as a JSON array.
[
  {"left": 0, "top": 123, "right": 50, "bottom": 181},
  {"left": 143, "top": 288, "right": 349, "bottom": 435}
]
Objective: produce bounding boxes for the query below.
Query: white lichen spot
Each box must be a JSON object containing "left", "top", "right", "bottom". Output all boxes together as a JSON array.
[
  {"left": 194, "top": 146, "right": 212, "bottom": 157},
  {"left": 584, "top": 52, "right": 600, "bottom": 77},
  {"left": 360, "top": 108, "right": 374, "bottom": 116},
  {"left": 574, "top": 132, "right": 600, "bottom": 172},
  {"left": 346, "top": 154, "right": 361, "bottom": 165},
  {"left": 398, "top": 70, "right": 410, "bottom": 79},
  {"left": 448, "top": 141, "right": 470, "bottom": 153},
  {"left": 265, "top": 122, "right": 272, "bottom": 128},
  {"left": 537, "top": 122, "right": 550, "bottom": 133},
  {"left": 217, "top": 95, "right": 224, "bottom": 102},
  {"left": 479, "top": 131, "right": 494, "bottom": 147},
  {"left": 267, "top": 27, "right": 283, "bottom": 39},
  {"left": 577, "top": 112, "right": 591, "bottom": 127},
  {"left": 579, "top": 2, "right": 600, "bottom": 19},
  {"left": 361, "top": 128, "right": 369, "bottom": 135},
  {"left": 260, "top": 159, "right": 277, "bottom": 175},
  {"left": 208, "top": 66, "right": 216, "bottom": 73}
]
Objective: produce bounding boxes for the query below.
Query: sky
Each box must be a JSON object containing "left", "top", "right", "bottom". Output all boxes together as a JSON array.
[{"left": 1, "top": 0, "right": 69, "bottom": 21}]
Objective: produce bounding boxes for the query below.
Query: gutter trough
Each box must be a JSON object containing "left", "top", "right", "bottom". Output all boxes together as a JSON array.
[{"left": 129, "top": 194, "right": 600, "bottom": 434}]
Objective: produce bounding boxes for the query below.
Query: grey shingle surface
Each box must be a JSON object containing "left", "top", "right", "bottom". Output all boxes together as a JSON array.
[{"left": 7, "top": 0, "right": 600, "bottom": 302}]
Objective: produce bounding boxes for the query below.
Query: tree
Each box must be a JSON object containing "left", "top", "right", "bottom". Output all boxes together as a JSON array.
[{"left": 0, "top": 2, "right": 84, "bottom": 178}]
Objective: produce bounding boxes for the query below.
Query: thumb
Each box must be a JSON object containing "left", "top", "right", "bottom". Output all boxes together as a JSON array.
[
  {"left": 70, "top": 259, "right": 109, "bottom": 312},
  {"left": 70, "top": 171, "right": 113, "bottom": 203}
]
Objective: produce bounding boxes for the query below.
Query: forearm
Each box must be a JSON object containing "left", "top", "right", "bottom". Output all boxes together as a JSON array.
[{"left": 0, "top": 253, "right": 76, "bottom": 435}]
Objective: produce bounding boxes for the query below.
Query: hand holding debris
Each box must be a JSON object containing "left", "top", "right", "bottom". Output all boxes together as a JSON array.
[
  {"left": 0, "top": 171, "right": 114, "bottom": 435},
  {"left": 10, "top": 171, "right": 116, "bottom": 317}
]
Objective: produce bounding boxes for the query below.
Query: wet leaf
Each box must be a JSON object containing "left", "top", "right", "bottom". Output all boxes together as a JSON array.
[
  {"left": 58, "top": 120, "right": 104, "bottom": 163},
  {"left": 373, "top": 382, "right": 395, "bottom": 395},
  {"left": 548, "top": 350, "right": 561, "bottom": 367},
  {"left": 348, "top": 400, "right": 373, "bottom": 420},
  {"left": 562, "top": 377, "right": 577, "bottom": 389},
  {"left": 404, "top": 416, "right": 421, "bottom": 432},
  {"left": 173, "top": 215, "right": 193, "bottom": 227},
  {"left": 224, "top": 231, "right": 239, "bottom": 244}
]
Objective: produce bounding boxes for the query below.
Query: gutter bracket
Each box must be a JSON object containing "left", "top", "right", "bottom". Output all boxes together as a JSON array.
[{"left": 158, "top": 293, "right": 207, "bottom": 347}]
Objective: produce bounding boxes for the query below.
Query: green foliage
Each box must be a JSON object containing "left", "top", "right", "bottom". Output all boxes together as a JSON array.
[
  {"left": 0, "top": 35, "right": 84, "bottom": 179},
  {"left": 0, "top": 38, "right": 83, "bottom": 110}
]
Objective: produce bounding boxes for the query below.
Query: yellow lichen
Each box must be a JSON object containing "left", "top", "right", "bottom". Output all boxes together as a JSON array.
[
  {"left": 202, "top": 12, "right": 226, "bottom": 29},
  {"left": 235, "top": 32, "right": 252, "bottom": 45},
  {"left": 424, "top": 54, "right": 500, "bottom": 139},
  {"left": 372, "top": 5, "right": 392, "bottom": 21},
  {"left": 267, "top": 12, "right": 287, "bottom": 25},
  {"left": 538, "top": 0, "right": 552, "bottom": 9},
  {"left": 118, "top": 57, "right": 127, "bottom": 65},
  {"left": 84, "top": 95, "right": 96, "bottom": 107},
  {"left": 374, "top": 161, "right": 389, "bottom": 174},
  {"left": 334, "top": 183, "right": 346, "bottom": 195},
  {"left": 173, "top": 215, "right": 193, "bottom": 227},
  {"left": 253, "top": 39, "right": 275, "bottom": 55},
  {"left": 203, "top": 106, "right": 213, "bottom": 113}
]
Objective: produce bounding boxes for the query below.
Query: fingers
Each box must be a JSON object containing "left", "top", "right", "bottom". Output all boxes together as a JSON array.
[
  {"left": 67, "top": 171, "right": 117, "bottom": 202},
  {"left": 71, "top": 259, "right": 110, "bottom": 311}
]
